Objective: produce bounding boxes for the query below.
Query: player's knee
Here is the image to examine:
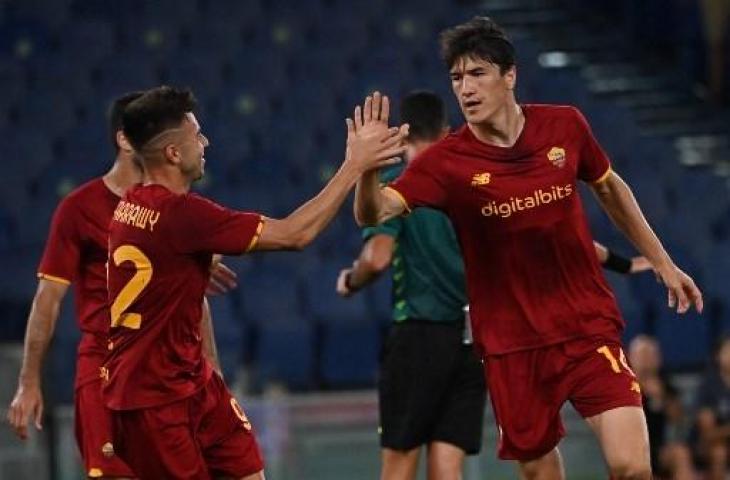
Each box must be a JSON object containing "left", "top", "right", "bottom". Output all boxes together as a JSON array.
[{"left": 608, "top": 458, "right": 652, "bottom": 480}]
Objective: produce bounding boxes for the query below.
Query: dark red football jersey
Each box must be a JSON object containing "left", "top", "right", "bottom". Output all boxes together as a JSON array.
[
  {"left": 389, "top": 105, "right": 623, "bottom": 355},
  {"left": 103, "top": 184, "right": 262, "bottom": 410},
  {"left": 37, "top": 178, "right": 121, "bottom": 387}
]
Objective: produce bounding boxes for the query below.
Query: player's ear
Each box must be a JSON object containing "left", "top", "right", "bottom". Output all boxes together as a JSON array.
[
  {"left": 116, "top": 131, "right": 133, "bottom": 153},
  {"left": 163, "top": 144, "right": 180, "bottom": 165},
  {"left": 504, "top": 65, "right": 517, "bottom": 90}
]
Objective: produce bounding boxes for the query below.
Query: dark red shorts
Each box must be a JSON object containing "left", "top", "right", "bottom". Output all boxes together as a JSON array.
[
  {"left": 75, "top": 379, "right": 135, "bottom": 478},
  {"left": 485, "top": 336, "right": 642, "bottom": 461},
  {"left": 111, "top": 373, "right": 264, "bottom": 479}
]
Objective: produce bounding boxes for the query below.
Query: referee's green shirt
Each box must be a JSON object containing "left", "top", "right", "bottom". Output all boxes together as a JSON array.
[{"left": 362, "top": 164, "right": 467, "bottom": 324}]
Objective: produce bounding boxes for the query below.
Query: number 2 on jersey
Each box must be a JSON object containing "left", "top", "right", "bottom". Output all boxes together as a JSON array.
[{"left": 110, "top": 245, "right": 153, "bottom": 329}]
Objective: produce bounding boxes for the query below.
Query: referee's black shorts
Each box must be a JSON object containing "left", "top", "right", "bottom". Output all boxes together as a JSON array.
[{"left": 378, "top": 320, "right": 486, "bottom": 454}]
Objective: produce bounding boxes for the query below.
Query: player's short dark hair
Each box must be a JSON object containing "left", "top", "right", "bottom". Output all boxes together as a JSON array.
[
  {"left": 107, "top": 91, "right": 144, "bottom": 152},
  {"left": 122, "top": 85, "right": 198, "bottom": 152},
  {"left": 400, "top": 91, "right": 447, "bottom": 142},
  {"left": 439, "top": 16, "right": 515, "bottom": 74}
]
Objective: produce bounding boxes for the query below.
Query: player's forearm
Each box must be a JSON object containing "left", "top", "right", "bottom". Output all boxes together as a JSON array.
[
  {"left": 18, "top": 293, "right": 61, "bottom": 386},
  {"left": 592, "top": 174, "right": 672, "bottom": 269},
  {"left": 282, "top": 163, "right": 361, "bottom": 249},
  {"left": 354, "top": 170, "right": 384, "bottom": 226},
  {"left": 200, "top": 298, "right": 222, "bottom": 376}
]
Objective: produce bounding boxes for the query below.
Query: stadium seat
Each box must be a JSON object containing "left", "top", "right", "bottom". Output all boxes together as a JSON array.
[
  {"left": 655, "top": 308, "right": 710, "bottom": 370},
  {"left": 319, "top": 317, "right": 380, "bottom": 387}
]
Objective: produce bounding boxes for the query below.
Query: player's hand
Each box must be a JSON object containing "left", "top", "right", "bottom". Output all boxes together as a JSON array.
[
  {"left": 629, "top": 256, "right": 653, "bottom": 274},
  {"left": 7, "top": 383, "right": 43, "bottom": 440},
  {"left": 336, "top": 268, "right": 354, "bottom": 297},
  {"left": 655, "top": 263, "right": 703, "bottom": 314},
  {"left": 206, "top": 257, "right": 237, "bottom": 296}
]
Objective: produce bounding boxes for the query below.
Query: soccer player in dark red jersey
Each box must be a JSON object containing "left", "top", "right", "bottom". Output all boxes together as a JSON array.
[
  {"left": 103, "top": 86, "right": 406, "bottom": 480},
  {"left": 6, "top": 92, "right": 237, "bottom": 480},
  {"left": 353, "top": 18, "right": 703, "bottom": 480}
]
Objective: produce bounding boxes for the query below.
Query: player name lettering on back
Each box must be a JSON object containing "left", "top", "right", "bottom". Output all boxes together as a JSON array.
[{"left": 113, "top": 201, "right": 160, "bottom": 232}]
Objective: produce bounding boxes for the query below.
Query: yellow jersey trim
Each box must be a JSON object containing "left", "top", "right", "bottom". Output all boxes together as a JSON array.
[
  {"left": 37, "top": 273, "right": 71, "bottom": 285},
  {"left": 592, "top": 167, "right": 612, "bottom": 184},
  {"left": 88, "top": 468, "right": 104, "bottom": 478},
  {"left": 382, "top": 186, "right": 411, "bottom": 215},
  {"left": 246, "top": 217, "right": 265, "bottom": 252}
]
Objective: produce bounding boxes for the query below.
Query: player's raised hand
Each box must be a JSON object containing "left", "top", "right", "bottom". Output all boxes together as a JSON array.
[
  {"left": 206, "top": 256, "right": 238, "bottom": 296},
  {"left": 656, "top": 263, "right": 703, "bottom": 314},
  {"left": 352, "top": 91, "right": 392, "bottom": 136},
  {"left": 7, "top": 383, "right": 43, "bottom": 440},
  {"left": 345, "top": 118, "right": 408, "bottom": 173}
]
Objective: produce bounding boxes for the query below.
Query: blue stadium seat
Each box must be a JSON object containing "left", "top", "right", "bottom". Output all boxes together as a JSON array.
[
  {"left": 163, "top": 56, "right": 226, "bottom": 96},
  {"left": 655, "top": 308, "right": 710, "bottom": 369},
  {"left": 94, "top": 55, "right": 160, "bottom": 98},
  {"left": 58, "top": 19, "right": 115, "bottom": 64},
  {"left": 16, "top": 90, "right": 78, "bottom": 138},
  {"left": 320, "top": 318, "right": 379, "bottom": 387},
  {"left": 208, "top": 295, "right": 244, "bottom": 380},
  {"left": 255, "top": 320, "right": 315, "bottom": 389}
]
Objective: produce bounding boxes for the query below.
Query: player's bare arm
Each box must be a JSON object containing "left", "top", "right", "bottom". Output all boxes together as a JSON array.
[
  {"left": 351, "top": 94, "right": 410, "bottom": 227},
  {"left": 255, "top": 92, "right": 407, "bottom": 251},
  {"left": 589, "top": 170, "right": 703, "bottom": 314},
  {"left": 200, "top": 297, "right": 222, "bottom": 376},
  {"left": 336, "top": 234, "right": 395, "bottom": 297},
  {"left": 7, "top": 279, "right": 68, "bottom": 440}
]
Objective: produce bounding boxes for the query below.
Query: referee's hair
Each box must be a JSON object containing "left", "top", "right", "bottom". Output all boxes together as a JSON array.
[
  {"left": 400, "top": 91, "right": 447, "bottom": 142},
  {"left": 122, "top": 85, "right": 198, "bottom": 152},
  {"left": 439, "top": 16, "right": 516, "bottom": 74},
  {"left": 107, "top": 90, "right": 144, "bottom": 153}
]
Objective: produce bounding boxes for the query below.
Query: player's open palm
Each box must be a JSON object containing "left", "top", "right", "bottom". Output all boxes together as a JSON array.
[
  {"left": 7, "top": 383, "right": 43, "bottom": 440},
  {"left": 345, "top": 92, "right": 408, "bottom": 172},
  {"left": 657, "top": 264, "right": 703, "bottom": 314}
]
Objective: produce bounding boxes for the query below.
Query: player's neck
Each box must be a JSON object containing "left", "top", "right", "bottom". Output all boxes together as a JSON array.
[
  {"left": 103, "top": 153, "right": 143, "bottom": 197},
  {"left": 468, "top": 101, "right": 524, "bottom": 148},
  {"left": 143, "top": 167, "right": 191, "bottom": 195}
]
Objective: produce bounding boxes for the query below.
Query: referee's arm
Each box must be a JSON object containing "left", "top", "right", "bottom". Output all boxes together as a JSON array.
[{"left": 336, "top": 234, "right": 394, "bottom": 297}]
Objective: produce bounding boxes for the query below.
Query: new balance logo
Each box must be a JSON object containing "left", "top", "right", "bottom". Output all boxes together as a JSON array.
[{"left": 471, "top": 172, "right": 491, "bottom": 186}]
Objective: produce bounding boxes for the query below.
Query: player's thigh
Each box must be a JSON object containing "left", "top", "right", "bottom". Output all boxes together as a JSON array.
[
  {"left": 431, "top": 346, "right": 486, "bottom": 455},
  {"left": 381, "top": 447, "right": 421, "bottom": 480},
  {"left": 585, "top": 406, "right": 651, "bottom": 474},
  {"left": 486, "top": 348, "right": 566, "bottom": 461},
  {"left": 195, "top": 375, "right": 264, "bottom": 479},
  {"left": 426, "top": 441, "right": 466, "bottom": 480},
  {"left": 517, "top": 447, "right": 565, "bottom": 480},
  {"left": 75, "top": 382, "right": 135, "bottom": 479},
  {"left": 115, "top": 402, "right": 209, "bottom": 479}
]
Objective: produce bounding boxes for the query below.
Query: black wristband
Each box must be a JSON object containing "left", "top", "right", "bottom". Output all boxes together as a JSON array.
[{"left": 604, "top": 250, "right": 632, "bottom": 274}]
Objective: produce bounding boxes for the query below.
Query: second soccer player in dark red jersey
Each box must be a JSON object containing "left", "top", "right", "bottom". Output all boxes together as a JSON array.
[
  {"left": 6, "top": 92, "right": 143, "bottom": 479},
  {"left": 6, "top": 92, "right": 237, "bottom": 480},
  {"left": 103, "top": 86, "right": 407, "bottom": 480},
  {"left": 353, "top": 18, "right": 704, "bottom": 480}
]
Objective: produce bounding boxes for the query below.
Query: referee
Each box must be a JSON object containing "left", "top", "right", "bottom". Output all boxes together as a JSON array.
[{"left": 337, "top": 91, "right": 486, "bottom": 480}]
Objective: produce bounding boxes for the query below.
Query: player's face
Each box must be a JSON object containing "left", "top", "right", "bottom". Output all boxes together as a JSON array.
[
  {"left": 450, "top": 56, "right": 516, "bottom": 125},
  {"left": 177, "top": 113, "right": 209, "bottom": 181}
]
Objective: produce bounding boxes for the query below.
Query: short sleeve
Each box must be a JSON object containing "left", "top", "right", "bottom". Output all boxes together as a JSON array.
[
  {"left": 388, "top": 148, "right": 448, "bottom": 211},
  {"left": 362, "top": 216, "right": 402, "bottom": 241},
  {"left": 170, "top": 194, "right": 263, "bottom": 255},
  {"left": 574, "top": 108, "right": 612, "bottom": 183},
  {"left": 37, "top": 197, "right": 81, "bottom": 285}
]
